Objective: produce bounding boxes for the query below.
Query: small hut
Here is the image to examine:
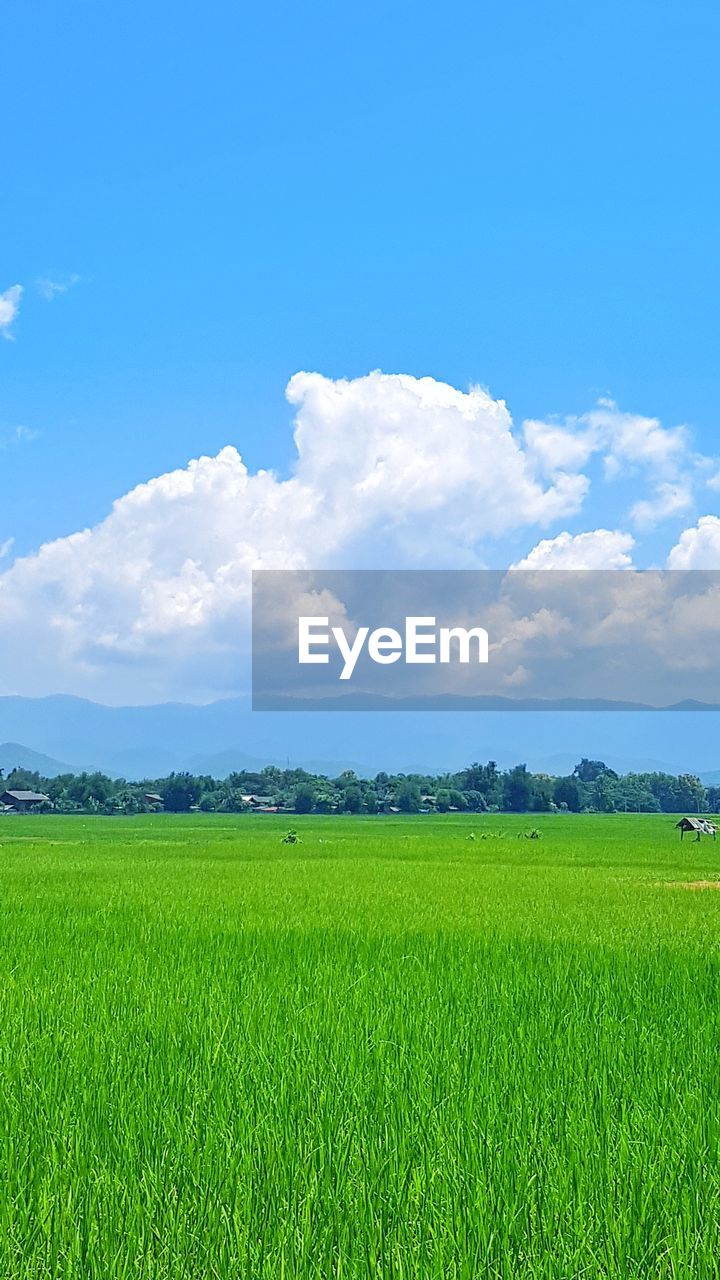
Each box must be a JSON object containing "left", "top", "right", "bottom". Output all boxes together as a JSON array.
[{"left": 676, "top": 816, "right": 717, "bottom": 841}]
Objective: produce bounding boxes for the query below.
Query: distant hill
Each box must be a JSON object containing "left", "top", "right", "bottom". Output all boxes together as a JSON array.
[
  {"left": 0, "top": 741, "right": 83, "bottom": 779},
  {"left": 188, "top": 749, "right": 371, "bottom": 779},
  {"left": 0, "top": 694, "right": 717, "bottom": 781}
]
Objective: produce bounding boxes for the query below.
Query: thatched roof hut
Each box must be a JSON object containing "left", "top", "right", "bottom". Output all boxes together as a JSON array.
[{"left": 676, "top": 817, "right": 717, "bottom": 840}]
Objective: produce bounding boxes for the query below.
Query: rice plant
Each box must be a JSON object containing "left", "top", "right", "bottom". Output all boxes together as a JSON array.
[{"left": 1, "top": 812, "right": 719, "bottom": 1277}]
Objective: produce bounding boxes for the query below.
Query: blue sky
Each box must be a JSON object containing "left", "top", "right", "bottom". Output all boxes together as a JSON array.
[{"left": 2, "top": 0, "right": 720, "bottom": 700}]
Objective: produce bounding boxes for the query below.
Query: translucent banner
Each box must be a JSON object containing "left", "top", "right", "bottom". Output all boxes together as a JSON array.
[{"left": 252, "top": 570, "right": 720, "bottom": 711}]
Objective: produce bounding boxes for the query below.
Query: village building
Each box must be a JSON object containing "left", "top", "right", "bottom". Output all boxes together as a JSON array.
[{"left": 0, "top": 789, "right": 51, "bottom": 812}]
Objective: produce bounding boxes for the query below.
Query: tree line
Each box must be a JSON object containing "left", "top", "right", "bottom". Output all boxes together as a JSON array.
[{"left": 1, "top": 756, "right": 717, "bottom": 815}]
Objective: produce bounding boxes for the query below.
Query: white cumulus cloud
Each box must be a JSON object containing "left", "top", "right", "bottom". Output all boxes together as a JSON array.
[
  {"left": 511, "top": 529, "right": 635, "bottom": 570},
  {"left": 523, "top": 420, "right": 599, "bottom": 476},
  {"left": 0, "top": 285, "right": 23, "bottom": 339},
  {"left": 0, "top": 369, "right": 713, "bottom": 700},
  {"left": 667, "top": 516, "right": 720, "bottom": 569},
  {"left": 0, "top": 371, "right": 592, "bottom": 699}
]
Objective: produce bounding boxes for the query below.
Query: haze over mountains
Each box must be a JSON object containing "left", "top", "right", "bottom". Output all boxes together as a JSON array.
[
  {"left": 0, "top": 695, "right": 718, "bottom": 782},
  {"left": 0, "top": 741, "right": 79, "bottom": 778}
]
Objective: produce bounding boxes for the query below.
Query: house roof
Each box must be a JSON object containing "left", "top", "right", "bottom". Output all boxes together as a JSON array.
[
  {"left": 676, "top": 816, "right": 717, "bottom": 832},
  {"left": 1, "top": 790, "right": 50, "bottom": 803}
]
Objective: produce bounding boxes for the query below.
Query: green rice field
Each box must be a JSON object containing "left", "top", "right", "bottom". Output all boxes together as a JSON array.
[{"left": 2, "top": 812, "right": 720, "bottom": 1278}]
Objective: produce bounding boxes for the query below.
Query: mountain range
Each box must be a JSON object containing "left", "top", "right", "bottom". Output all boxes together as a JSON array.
[{"left": 0, "top": 694, "right": 718, "bottom": 781}]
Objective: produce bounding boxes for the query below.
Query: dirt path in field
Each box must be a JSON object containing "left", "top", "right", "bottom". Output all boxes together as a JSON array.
[{"left": 660, "top": 880, "right": 720, "bottom": 890}]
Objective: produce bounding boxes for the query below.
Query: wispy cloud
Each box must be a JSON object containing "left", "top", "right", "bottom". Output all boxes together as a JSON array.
[
  {"left": 35, "top": 273, "right": 81, "bottom": 301},
  {"left": 0, "top": 285, "right": 23, "bottom": 340},
  {"left": 630, "top": 481, "right": 694, "bottom": 531},
  {"left": 0, "top": 425, "right": 40, "bottom": 449},
  {"left": 524, "top": 398, "right": 716, "bottom": 528}
]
